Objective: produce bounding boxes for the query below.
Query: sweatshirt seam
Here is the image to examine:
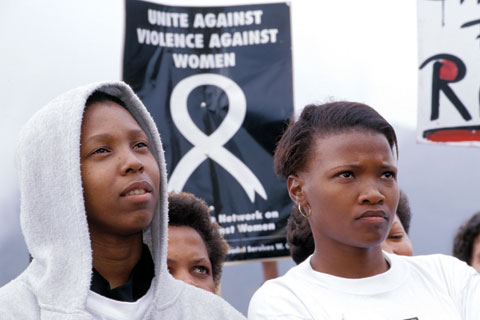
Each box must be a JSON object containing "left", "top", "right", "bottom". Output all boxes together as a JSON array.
[{"left": 152, "top": 282, "right": 186, "bottom": 311}]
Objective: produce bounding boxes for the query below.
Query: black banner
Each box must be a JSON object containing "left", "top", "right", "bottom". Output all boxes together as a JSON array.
[{"left": 123, "top": 0, "right": 293, "bottom": 261}]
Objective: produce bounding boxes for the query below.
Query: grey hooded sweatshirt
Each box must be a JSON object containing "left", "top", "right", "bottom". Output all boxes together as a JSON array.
[{"left": 0, "top": 81, "right": 246, "bottom": 319}]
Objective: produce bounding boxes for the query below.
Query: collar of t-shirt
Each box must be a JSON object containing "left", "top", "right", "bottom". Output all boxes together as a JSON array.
[{"left": 90, "top": 244, "right": 154, "bottom": 302}]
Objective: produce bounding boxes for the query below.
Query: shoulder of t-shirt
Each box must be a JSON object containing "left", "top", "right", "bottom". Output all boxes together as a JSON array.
[
  {"left": 397, "top": 253, "right": 470, "bottom": 270},
  {"left": 391, "top": 253, "right": 478, "bottom": 289},
  {"left": 248, "top": 277, "right": 311, "bottom": 320}
]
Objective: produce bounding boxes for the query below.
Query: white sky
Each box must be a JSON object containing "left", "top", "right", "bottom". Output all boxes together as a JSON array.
[{"left": 153, "top": 0, "right": 419, "bottom": 127}]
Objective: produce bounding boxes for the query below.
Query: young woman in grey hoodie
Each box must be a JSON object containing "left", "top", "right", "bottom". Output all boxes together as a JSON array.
[{"left": 0, "top": 81, "right": 245, "bottom": 320}]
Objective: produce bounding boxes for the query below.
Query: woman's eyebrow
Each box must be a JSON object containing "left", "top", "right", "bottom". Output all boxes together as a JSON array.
[
  {"left": 380, "top": 164, "right": 397, "bottom": 170},
  {"left": 84, "top": 130, "right": 147, "bottom": 144},
  {"left": 84, "top": 133, "right": 112, "bottom": 145},
  {"left": 192, "top": 258, "right": 209, "bottom": 264},
  {"left": 128, "top": 129, "right": 148, "bottom": 138},
  {"left": 329, "top": 164, "right": 361, "bottom": 170}
]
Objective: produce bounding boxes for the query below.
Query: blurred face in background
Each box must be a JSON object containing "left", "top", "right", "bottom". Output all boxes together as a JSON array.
[
  {"left": 167, "top": 226, "right": 215, "bottom": 293},
  {"left": 381, "top": 214, "right": 413, "bottom": 256}
]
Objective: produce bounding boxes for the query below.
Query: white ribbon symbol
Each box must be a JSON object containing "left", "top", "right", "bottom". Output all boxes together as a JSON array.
[{"left": 167, "top": 73, "right": 267, "bottom": 202}]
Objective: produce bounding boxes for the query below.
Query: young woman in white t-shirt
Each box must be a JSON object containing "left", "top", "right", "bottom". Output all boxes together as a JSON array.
[{"left": 248, "top": 101, "right": 480, "bottom": 320}]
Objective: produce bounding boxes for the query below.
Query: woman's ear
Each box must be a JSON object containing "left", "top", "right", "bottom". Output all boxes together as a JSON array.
[{"left": 287, "top": 174, "right": 307, "bottom": 205}]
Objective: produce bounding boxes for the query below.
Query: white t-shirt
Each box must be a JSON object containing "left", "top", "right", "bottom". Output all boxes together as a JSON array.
[
  {"left": 248, "top": 253, "right": 480, "bottom": 320},
  {"left": 86, "top": 284, "right": 154, "bottom": 320}
]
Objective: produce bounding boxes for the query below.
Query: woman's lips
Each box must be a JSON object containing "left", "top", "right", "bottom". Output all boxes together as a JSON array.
[
  {"left": 356, "top": 210, "right": 387, "bottom": 223},
  {"left": 125, "top": 188, "right": 148, "bottom": 196},
  {"left": 120, "top": 180, "right": 153, "bottom": 197}
]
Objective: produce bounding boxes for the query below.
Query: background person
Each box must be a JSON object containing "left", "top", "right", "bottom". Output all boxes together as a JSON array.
[
  {"left": 380, "top": 189, "right": 413, "bottom": 256},
  {"left": 0, "top": 82, "right": 244, "bottom": 319},
  {"left": 248, "top": 101, "right": 480, "bottom": 319},
  {"left": 168, "top": 192, "right": 229, "bottom": 293},
  {"left": 453, "top": 211, "right": 480, "bottom": 272}
]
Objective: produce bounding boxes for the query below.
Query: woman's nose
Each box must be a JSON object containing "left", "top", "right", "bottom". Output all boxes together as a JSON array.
[
  {"left": 121, "top": 150, "right": 144, "bottom": 175},
  {"left": 358, "top": 183, "right": 385, "bottom": 204}
]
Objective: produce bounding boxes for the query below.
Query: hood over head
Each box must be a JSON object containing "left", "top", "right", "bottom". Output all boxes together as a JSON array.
[{"left": 16, "top": 81, "right": 175, "bottom": 313}]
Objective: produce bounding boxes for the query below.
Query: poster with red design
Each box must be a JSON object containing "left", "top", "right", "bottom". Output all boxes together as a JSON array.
[{"left": 418, "top": 0, "right": 480, "bottom": 145}]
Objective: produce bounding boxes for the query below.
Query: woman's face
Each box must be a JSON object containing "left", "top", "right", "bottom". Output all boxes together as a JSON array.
[
  {"left": 381, "top": 214, "right": 413, "bottom": 256},
  {"left": 80, "top": 101, "right": 160, "bottom": 237},
  {"left": 288, "top": 130, "right": 399, "bottom": 251},
  {"left": 167, "top": 226, "right": 216, "bottom": 293}
]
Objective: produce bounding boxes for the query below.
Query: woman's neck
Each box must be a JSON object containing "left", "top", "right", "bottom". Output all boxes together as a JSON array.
[
  {"left": 309, "top": 242, "right": 389, "bottom": 279},
  {"left": 90, "top": 232, "right": 143, "bottom": 288}
]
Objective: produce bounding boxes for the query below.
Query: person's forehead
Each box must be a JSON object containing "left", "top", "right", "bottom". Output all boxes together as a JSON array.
[
  {"left": 81, "top": 101, "right": 145, "bottom": 135},
  {"left": 309, "top": 130, "right": 394, "bottom": 162}
]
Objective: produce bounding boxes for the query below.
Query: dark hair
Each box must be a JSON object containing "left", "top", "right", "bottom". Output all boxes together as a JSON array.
[
  {"left": 168, "top": 192, "right": 229, "bottom": 287},
  {"left": 396, "top": 190, "right": 412, "bottom": 234},
  {"left": 85, "top": 91, "right": 126, "bottom": 108},
  {"left": 453, "top": 212, "right": 480, "bottom": 265},
  {"left": 286, "top": 205, "right": 314, "bottom": 264},
  {"left": 274, "top": 101, "right": 398, "bottom": 179},
  {"left": 287, "top": 190, "right": 412, "bottom": 265}
]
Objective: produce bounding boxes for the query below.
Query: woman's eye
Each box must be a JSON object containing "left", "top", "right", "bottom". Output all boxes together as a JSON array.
[
  {"left": 388, "top": 234, "right": 404, "bottom": 240},
  {"left": 92, "top": 147, "right": 109, "bottom": 155},
  {"left": 382, "top": 171, "right": 396, "bottom": 179},
  {"left": 338, "top": 171, "right": 354, "bottom": 179},
  {"left": 134, "top": 142, "right": 148, "bottom": 149},
  {"left": 193, "top": 266, "right": 209, "bottom": 275}
]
